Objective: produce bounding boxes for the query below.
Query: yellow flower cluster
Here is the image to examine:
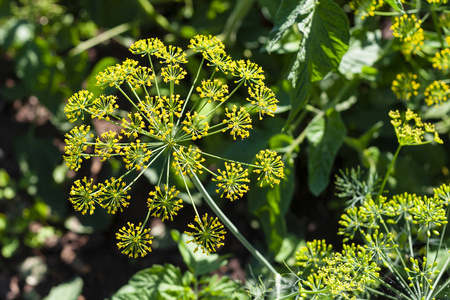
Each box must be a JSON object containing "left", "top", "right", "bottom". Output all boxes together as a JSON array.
[
  {"left": 148, "top": 185, "right": 183, "bottom": 221},
  {"left": 349, "top": 0, "right": 384, "bottom": 19},
  {"left": 116, "top": 222, "right": 153, "bottom": 258},
  {"left": 296, "top": 239, "right": 333, "bottom": 275},
  {"left": 391, "top": 15, "right": 425, "bottom": 58},
  {"left": 391, "top": 72, "right": 420, "bottom": 101},
  {"left": 432, "top": 48, "right": 450, "bottom": 72},
  {"left": 389, "top": 109, "right": 443, "bottom": 146},
  {"left": 253, "top": 149, "right": 285, "bottom": 187},
  {"left": 424, "top": 80, "right": 450, "bottom": 106},
  {"left": 69, "top": 176, "right": 131, "bottom": 215},
  {"left": 185, "top": 213, "right": 226, "bottom": 254},
  {"left": 63, "top": 35, "right": 285, "bottom": 257},
  {"left": 426, "top": 0, "right": 448, "bottom": 4},
  {"left": 213, "top": 162, "right": 250, "bottom": 201},
  {"left": 63, "top": 125, "right": 92, "bottom": 171}
]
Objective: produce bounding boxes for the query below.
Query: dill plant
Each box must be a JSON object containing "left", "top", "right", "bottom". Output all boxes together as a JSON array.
[
  {"left": 289, "top": 109, "right": 448, "bottom": 299},
  {"left": 283, "top": 0, "right": 450, "bottom": 296},
  {"left": 62, "top": 35, "right": 284, "bottom": 278}
]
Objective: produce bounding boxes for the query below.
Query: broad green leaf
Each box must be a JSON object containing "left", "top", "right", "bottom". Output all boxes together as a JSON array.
[
  {"left": 274, "top": 234, "right": 304, "bottom": 264},
  {"left": 270, "top": 0, "right": 349, "bottom": 126},
  {"left": 293, "top": 0, "right": 350, "bottom": 82},
  {"left": 15, "top": 38, "right": 66, "bottom": 114},
  {"left": 286, "top": 57, "right": 312, "bottom": 126},
  {"left": 64, "top": 51, "right": 90, "bottom": 91},
  {"left": 43, "top": 277, "right": 83, "bottom": 300},
  {"left": 257, "top": 0, "right": 282, "bottom": 19},
  {"left": 2, "top": 237, "right": 19, "bottom": 258},
  {"left": 268, "top": 0, "right": 316, "bottom": 51},
  {"left": 159, "top": 282, "right": 195, "bottom": 299},
  {"left": 120, "top": 263, "right": 190, "bottom": 300},
  {"left": 0, "top": 18, "right": 35, "bottom": 49},
  {"left": 339, "top": 30, "right": 382, "bottom": 75},
  {"left": 269, "top": 133, "right": 294, "bottom": 149},
  {"left": 308, "top": 110, "right": 346, "bottom": 195},
  {"left": 0, "top": 169, "right": 10, "bottom": 187},
  {"left": 15, "top": 135, "right": 67, "bottom": 216},
  {"left": 305, "top": 115, "right": 325, "bottom": 146},
  {"left": 344, "top": 121, "right": 383, "bottom": 153},
  {"left": 112, "top": 290, "right": 151, "bottom": 300},
  {"left": 199, "top": 274, "right": 249, "bottom": 299}
]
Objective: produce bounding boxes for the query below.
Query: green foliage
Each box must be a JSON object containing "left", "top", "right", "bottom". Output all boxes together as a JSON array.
[
  {"left": 112, "top": 265, "right": 247, "bottom": 300},
  {"left": 0, "top": 168, "right": 60, "bottom": 258},
  {"left": 307, "top": 110, "right": 347, "bottom": 196},
  {"left": 268, "top": 0, "right": 350, "bottom": 125},
  {"left": 43, "top": 277, "right": 83, "bottom": 300},
  {"left": 2, "top": 0, "right": 450, "bottom": 298},
  {"left": 172, "top": 230, "right": 227, "bottom": 277},
  {"left": 111, "top": 231, "right": 248, "bottom": 300}
]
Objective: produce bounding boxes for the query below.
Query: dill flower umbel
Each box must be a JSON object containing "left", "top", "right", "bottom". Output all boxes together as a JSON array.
[
  {"left": 185, "top": 213, "right": 226, "bottom": 254},
  {"left": 349, "top": 0, "right": 384, "bottom": 19},
  {"left": 63, "top": 35, "right": 284, "bottom": 257},
  {"left": 391, "top": 14, "right": 425, "bottom": 58},
  {"left": 432, "top": 48, "right": 450, "bottom": 72},
  {"left": 424, "top": 80, "right": 450, "bottom": 106},
  {"left": 296, "top": 239, "right": 333, "bottom": 274},
  {"left": 213, "top": 162, "right": 250, "bottom": 201},
  {"left": 391, "top": 72, "right": 420, "bottom": 101},
  {"left": 389, "top": 109, "right": 443, "bottom": 146},
  {"left": 253, "top": 149, "right": 285, "bottom": 187},
  {"left": 69, "top": 177, "right": 98, "bottom": 215},
  {"left": 116, "top": 222, "right": 153, "bottom": 258},
  {"left": 148, "top": 185, "right": 183, "bottom": 221}
]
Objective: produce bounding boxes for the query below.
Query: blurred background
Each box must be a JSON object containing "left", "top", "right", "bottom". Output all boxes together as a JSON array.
[{"left": 1, "top": 0, "right": 449, "bottom": 299}]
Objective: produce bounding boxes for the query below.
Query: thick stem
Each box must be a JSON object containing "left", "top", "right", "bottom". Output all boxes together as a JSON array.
[{"left": 190, "top": 173, "right": 279, "bottom": 277}]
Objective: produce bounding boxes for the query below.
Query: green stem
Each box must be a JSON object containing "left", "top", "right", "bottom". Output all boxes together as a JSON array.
[
  {"left": 408, "top": 57, "right": 430, "bottom": 81},
  {"left": 433, "top": 208, "right": 449, "bottom": 264},
  {"left": 176, "top": 57, "right": 205, "bottom": 128},
  {"left": 148, "top": 56, "right": 161, "bottom": 98},
  {"left": 219, "top": 0, "right": 254, "bottom": 45},
  {"left": 430, "top": 4, "right": 445, "bottom": 48},
  {"left": 372, "top": 9, "right": 420, "bottom": 16},
  {"left": 365, "top": 287, "right": 403, "bottom": 300},
  {"left": 427, "top": 251, "right": 450, "bottom": 300},
  {"left": 190, "top": 172, "right": 279, "bottom": 277},
  {"left": 117, "top": 85, "right": 141, "bottom": 113},
  {"left": 377, "top": 231, "right": 415, "bottom": 297},
  {"left": 69, "top": 22, "right": 133, "bottom": 57},
  {"left": 377, "top": 145, "right": 402, "bottom": 200},
  {"left": 283, "top": 106, "right": 322, "bottom": 157},
  {"left": 197, "top": 149, "right": 259, "bottom": 169},
  {"left": 181, "top": 173, "right": 202, "bottom": 222}
]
